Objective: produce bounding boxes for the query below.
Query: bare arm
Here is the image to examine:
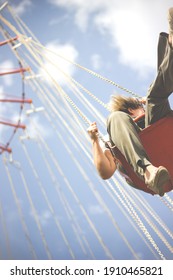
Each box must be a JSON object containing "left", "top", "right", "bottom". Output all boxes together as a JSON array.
[{"left": 87, "top": 122, "right": 117, "bottom": 179}]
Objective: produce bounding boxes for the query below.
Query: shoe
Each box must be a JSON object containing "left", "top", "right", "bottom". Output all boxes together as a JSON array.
[{"left": 145, "top": 166, "right": 170, "bottom": 197}]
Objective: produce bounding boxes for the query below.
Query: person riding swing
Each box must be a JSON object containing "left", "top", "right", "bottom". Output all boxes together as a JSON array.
[{"left": 87, "top": 8, "right": 173, "bottom": 197}]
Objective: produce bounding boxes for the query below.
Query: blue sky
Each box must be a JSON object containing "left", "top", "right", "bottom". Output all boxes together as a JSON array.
[{"left": 0, "top": 0, "right": 173, "bottom": 260}]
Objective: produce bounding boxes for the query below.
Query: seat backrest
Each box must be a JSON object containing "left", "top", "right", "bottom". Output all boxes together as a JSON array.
[
  {"left": 140, "top": 116, "right": 173, "bottom": 178},
  {"left": 112, "top": 116, "right": 173, "bottom": 195}
]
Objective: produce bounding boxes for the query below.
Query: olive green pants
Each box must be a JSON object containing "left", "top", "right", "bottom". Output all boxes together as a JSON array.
[{"left": 107, "top": 32, "right": 173, "bottom": 179}]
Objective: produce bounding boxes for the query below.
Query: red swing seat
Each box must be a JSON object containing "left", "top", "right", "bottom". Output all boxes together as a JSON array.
[{"left": 112, "top": 116, "right": 173, "bottom": 195}]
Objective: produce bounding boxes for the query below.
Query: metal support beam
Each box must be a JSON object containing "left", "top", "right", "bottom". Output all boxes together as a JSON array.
[
  {"left": 0, "top": 67, "right": 30, "bottom": 76},
  {"left": 0, "top": 145, "right": 12, "bottom": 153},
  {"left": 0, "top": 36, "right": 18, "bottom": 46},
  {"left": 0, "top": 120, "right": 26, "bottom": 129},
  {"left": 0, "top": 97, "right": 32, "bottom": 104}
]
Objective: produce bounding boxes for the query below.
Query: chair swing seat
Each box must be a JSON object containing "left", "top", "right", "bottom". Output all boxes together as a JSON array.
[{"left": 112, "top": 116, "right": 173, "bottom": 195}]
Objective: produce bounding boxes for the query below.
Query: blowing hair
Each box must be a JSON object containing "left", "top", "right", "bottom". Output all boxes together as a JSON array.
[{"left": 108, "top": 95, "right": 142, "bottom": 113}]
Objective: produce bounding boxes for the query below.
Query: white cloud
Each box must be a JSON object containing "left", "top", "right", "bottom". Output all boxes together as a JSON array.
[
  {"left": 91, "top": 54, "right": 102, "bottom": 70},
  {"left": 25, "top": 115, "right": 52, "bottom": 140},
  {"left": 0, "top": 123, "right": 8, "bottom": 142},
  {"left": 11, "top": 0, "right": 32, "bottom": 16},
  {"left": 39, "top": 41, "right": 78, "bottom": 86},
  {"left": 0, "top": 86, "right": 3, "bottom": 94},
  {"left": 48, "top": 0, "right": 106, "bottom": 32},
  {"left": 30, "top": 209, "right": 52, "bottom": 226},
  {"left": 88, "top": 204, "right": 104, "bottom": 215},
  {"left": 0, "top": 85, "right": 15, "bottom": 138},
  {"left": 0, "top": 103, "right": 23, "bottom": 143},
  {"left": 49, "top": 14, "right": 69, "bottom": 26},
  {"left": 48, "top": 0, "right": 173, "bottom": 76},
  {"left": 39, "top": 210, "right": 52, "bottom": 226},
  {"left": 0, "top": 60, "right": 15, "bottom": 86}
]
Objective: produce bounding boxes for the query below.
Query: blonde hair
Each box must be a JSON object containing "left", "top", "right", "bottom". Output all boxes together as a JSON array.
[{"left": 108, "top": 95, "right": 142, "bottom": 113}]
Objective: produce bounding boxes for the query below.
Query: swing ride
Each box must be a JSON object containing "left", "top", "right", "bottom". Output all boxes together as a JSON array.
[{"left": 0, "top": 2, "right": 173, "bottom": 260}]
